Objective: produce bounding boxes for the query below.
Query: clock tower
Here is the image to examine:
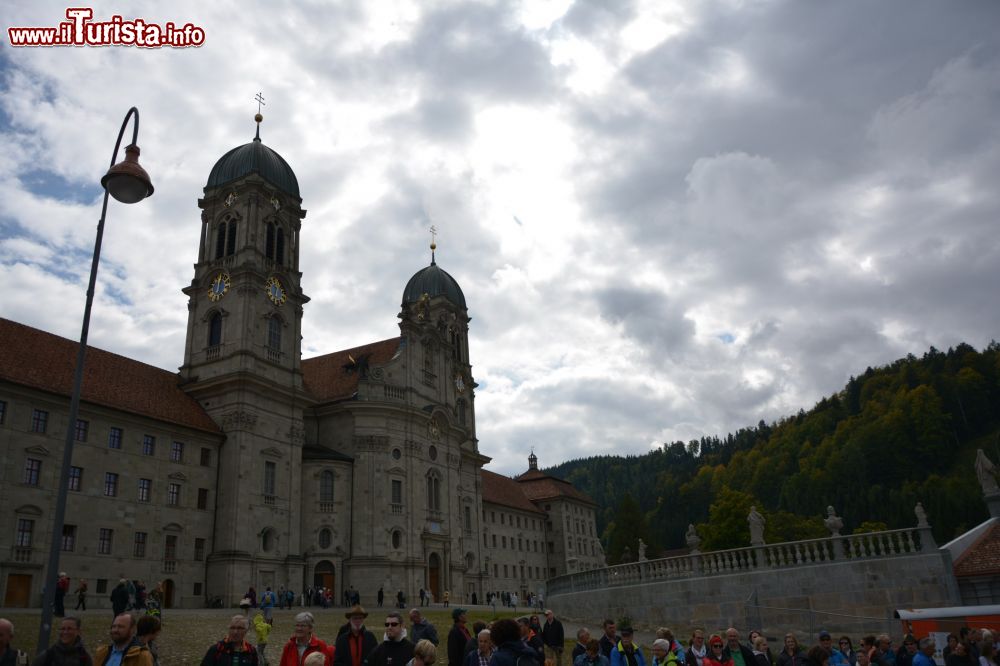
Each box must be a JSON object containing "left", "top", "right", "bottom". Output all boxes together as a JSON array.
[{"left": 179, "top": 115, "right": 310, "bottom": 599}]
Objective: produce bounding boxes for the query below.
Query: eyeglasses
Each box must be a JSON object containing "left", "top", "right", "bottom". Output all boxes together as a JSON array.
[{"left": 386, "top": 622, "right": 400, "bottom": 627}]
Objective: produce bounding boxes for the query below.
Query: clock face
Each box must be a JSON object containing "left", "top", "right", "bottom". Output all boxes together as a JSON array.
[
  {"left": 207, "top": 272, "right": 231, "bottom": 301},
  {"left": 265, "top": 276, "right": 286, "bottom": 306}
]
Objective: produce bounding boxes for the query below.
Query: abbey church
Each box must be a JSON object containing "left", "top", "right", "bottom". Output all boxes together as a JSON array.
[{"left": 0, "top": 120, "right": 605, "bottom": 609}]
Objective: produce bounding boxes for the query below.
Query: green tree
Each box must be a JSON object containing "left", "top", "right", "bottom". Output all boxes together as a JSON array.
[
  {"left": 697, "top": 487, "right": 757, "bottom": 550},
  {"left": 606, "top": 493, "right": 648, "bottom": 563}
]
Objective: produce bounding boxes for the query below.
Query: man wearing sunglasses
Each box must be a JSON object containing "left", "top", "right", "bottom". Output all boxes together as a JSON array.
[{"left": 371, "top": 612, "right": 415, "bottom": 666}]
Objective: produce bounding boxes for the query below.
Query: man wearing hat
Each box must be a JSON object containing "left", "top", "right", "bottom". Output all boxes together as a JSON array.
[
  {"left": 610, "top": 628, "right": 646, "bottom": 666},
  {"left": 448, "top": 609, "right": 472, "bottom": 666},
  {"left": 334, "top": 605, "right": 378, "bottom": 666}
]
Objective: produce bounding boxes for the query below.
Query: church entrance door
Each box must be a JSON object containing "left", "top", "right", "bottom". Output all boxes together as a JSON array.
[
  {"left": 428, "top": 553, "right": 441, "bottom": 601},
  {"left": 314, "top": 560, "right": 335, "bottom": 591}
]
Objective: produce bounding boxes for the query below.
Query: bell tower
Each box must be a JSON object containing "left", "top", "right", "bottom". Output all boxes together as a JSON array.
[{"left": 179, "top": 113, "right": 310, "bottom": 600}]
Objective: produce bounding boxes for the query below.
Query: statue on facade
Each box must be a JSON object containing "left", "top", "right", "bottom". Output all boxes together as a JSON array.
[
  {"left": 638, "top": 538, "right": 647, "bottom": 562},
  {"left": 975, "top": 449, "right": 999, "bottom": 494},
  {"left": 914, "top": 502, "right": 929, "bottom": 528},
  {"left": 824, "top": 506, "right": 843, "bottom": 537},
  {"left": 748, "top": 506, "right": 766, "bottom": 546},
  {"left": 686, "top": 524, "right": 701, "bottom": 553}
]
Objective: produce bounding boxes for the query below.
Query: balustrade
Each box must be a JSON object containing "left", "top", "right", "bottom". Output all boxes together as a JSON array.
[{"left": 549, "top": 527, "right": 930, "bottom": 594}]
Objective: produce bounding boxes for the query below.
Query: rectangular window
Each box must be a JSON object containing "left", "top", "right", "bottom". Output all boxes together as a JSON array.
[
  {"left": 518, "top": 537, "right": 523, "bottom": 550},
  {"left": 491, "top": 511, "right": 496, "bottom": 523},
  {"left": 391, "top": 479, "right": 402, "bottom": 504},
  {"left": 493, "top": 564, "right": 498, "bottom": 577},
  {"left": 167, "top": 483, "right": 180, "bottom": 506},
  {"left": 23, "top": 458, "right": 41, "bottom": 486},
  {"left": 194, "top": 537, "right": 205, "bottom": 561},
  {"left": 74, "top": 419, "right": 88, "bottom": 442},
  {"left": 500, "top": 514, "right": 505, "bottom": 525},
  {"left": 263, "top": 461, "right": 276, "bottom": 496},
  {"left": 464, "top": 506, "right": 472, "bottom": 530},
  {"left": 16, "top": 518, "right": 34, "bottom": 547},
  {"left": 548, "top": 541, "right": 555, "bottom": 553},
  {"left": 31, "top": 408, "right": 48, "bottom": 433},
  {"left": 483, "top": 532, "right": 488, "bottom": 547},
  {"left": 170, "top": 441, "right": 184, "bottom": 462},
  {"left": 68, "top": 466, "right": 83, "bottom": 492},
  {"left": 98, "top": 528, "right": 113, "bottom": 555},
  {"left": 193, "top": 582, "right": 203, "bottom": 596},
  {"left": 0, "top": 400, "right": 6, "bottom": 424},
  {"left": 197, "top": 488, "right": 209, "bottom": 510},
  {"left": 503, "top": 564, "right": 508, "bottom": 577},
  {"left": 142, "top": 434, "right": 155, "bottom": 456},
  {"left": 200, "top": 447, "right": 211, "bottom": 466},
  {"left": 61, "top": 524, "right": 76, "bottom": 552},
  {"left": 133, "top": 532, "right": 147, "bottom": 558},
  {"left": 164, "top": 534, "right": 177, "bottom": 560},
  {"left": 502, "top": 536, "right": 507, "bottom": 548},
  {"left": 138, "top": 478, "right": 151, "bottom": 502},
  {"left": 96, "top": 579, "right": 108, "bottom": 594},
  {"left": 104, "top": 472, "right": 118, "bottom": 497},
  {"left": 492, "top": 534, "right": 497, "bottom": 547},
  {"left": 108, "top": 426, "right": 123, "bottom": 449}
]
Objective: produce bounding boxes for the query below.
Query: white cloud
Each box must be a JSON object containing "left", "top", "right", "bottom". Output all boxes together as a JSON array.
[{"left": 2, "top": 0, "right": 999, "bottom": 475}]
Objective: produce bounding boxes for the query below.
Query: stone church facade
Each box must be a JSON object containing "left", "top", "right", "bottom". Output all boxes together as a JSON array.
[{"left": 0, "top": 122, "right": 602, "bottom": 609}]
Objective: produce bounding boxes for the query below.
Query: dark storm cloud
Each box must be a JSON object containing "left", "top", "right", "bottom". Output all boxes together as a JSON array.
[{"left": 595, "top": 286, "right": 695, "bottom": 357}]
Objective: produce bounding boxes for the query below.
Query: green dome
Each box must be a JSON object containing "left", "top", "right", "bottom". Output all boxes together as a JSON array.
[
  {"left": 403, "top": 260, "right": 467, "bottom": 310},
  {"left": 206, "top": 136, "right": 299, "bottom": 198}
]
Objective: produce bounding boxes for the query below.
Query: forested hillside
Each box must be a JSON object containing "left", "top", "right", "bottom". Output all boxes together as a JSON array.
[{"left": 545, "top": 342, "right": 1000, "bottom": 563}]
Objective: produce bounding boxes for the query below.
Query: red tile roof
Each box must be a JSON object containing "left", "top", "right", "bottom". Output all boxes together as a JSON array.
[
  {"left": 953, "top": 521, "right": 1000, "bottom": 577},
  {"left": 0, "top": 318, "right": 220, "bottom": 434},
  {"left": 301, "top": 337, "right": 402, "bottom": 403},
  {"left": 482, "top": 470, "right": 546, "bottom": 515},
  {"left": 516, "top": 473, "right": 597, "bottom": 506}
]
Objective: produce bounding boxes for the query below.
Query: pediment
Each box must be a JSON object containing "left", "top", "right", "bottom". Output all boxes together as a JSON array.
[
  {"left": 261, "top": 447, "right": 284, "bottom": 459},
  {"left": 168, "top": 472, "right": 188, "bottom": 481},
  {"left": 25, "top": 445, "right": 50, "bottom": 457},
  {"left": 163, "top": 523, "right": 184, "bottom": 532},
  {"left": 15, "top": 504, "right": 44, "bottom": 516},
  {"left": 387, "top": 466, "right": 406, "bottom": 476}
]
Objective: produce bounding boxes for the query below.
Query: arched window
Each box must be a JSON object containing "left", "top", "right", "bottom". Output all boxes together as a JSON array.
[
  {"left": 426, "top": 473, "right": 441, "bottom": 512},
  {"left": 391, "top": 530, "right": 402, "bottom": 549},
  {"left": 318, "top": 528, "right": 331, "bottom": 549},
  {"left": 215, "top": 219, "right": 238, "bottom": 258},
  {"left": 319, "top": 471, "right": 334, "bottom": 502},
  {"left": 266, "top": 223, "right": 286, "bottom": 265},
  {"left": 267, "top": 317, "right": 282, "bottom": 351},
  {"left": 208, "top": 312, "right": 222, "bottom": 347},
  {"left": 261, "top": 528, "right": 274, "bottom": 552}
]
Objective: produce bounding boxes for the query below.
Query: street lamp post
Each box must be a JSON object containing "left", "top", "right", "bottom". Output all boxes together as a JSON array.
[{"left": 36, "top": 107, "right": 153, "bottom": 653}]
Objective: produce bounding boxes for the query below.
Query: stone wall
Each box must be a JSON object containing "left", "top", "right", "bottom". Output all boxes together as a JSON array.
[{"left": 548, "top": 550, "right": 958, "bottom": 638}]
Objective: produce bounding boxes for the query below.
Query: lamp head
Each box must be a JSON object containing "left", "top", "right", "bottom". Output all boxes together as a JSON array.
[{"left": 101, "top": 144, "right": 154, "bottom": 203}]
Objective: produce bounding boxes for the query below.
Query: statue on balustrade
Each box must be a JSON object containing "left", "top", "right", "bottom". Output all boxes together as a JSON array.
[
  {"left": 620, "top": 546, "right": 635, "bottom": 563},
  {"left": 686, "top": 524, "right": 701, "bottom": 553},
  {"left": 637, "top": 538, "right": 647, "bottom": 562},
  {"left": 975, "top": 449, "right": 999, "bottom": 494},
  {"left": 914, "top": 502, "right": 929, "bottom": 528},
  {"left": 748, "top": 506, "right": 766, "bottom": 546},
  {"left": 824, "top": 506, "right": 843, "bottom": 536}
]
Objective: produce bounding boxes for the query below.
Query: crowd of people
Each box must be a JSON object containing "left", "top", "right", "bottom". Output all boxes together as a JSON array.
[{"left": 1, "top": 605, "right": 997, "bottom": 666}]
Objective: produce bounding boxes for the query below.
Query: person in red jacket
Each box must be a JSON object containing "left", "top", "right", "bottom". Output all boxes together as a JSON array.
[
  {"left": 280, "top": 612, "right": 332, "bottom": 666},
  {"left": 704, "top": 636, "right": 734, "bottom": 666}
]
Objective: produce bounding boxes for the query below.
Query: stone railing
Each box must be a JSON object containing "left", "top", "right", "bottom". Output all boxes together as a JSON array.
[{"left": 547, "top": 526, "right": 936, "bottom": 596}]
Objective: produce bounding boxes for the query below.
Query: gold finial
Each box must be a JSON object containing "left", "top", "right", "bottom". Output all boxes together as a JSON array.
[
  {"left": 429, "top": 225, "right": 438, "bottom": 264},
  {"left": 254, "top": 92, "right": 265, "bottom": 139}
]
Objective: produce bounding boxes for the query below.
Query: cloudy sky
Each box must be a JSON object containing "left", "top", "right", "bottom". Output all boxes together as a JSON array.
[{"left": 2, "top": 0, "right": 999, "bottom": 476}]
